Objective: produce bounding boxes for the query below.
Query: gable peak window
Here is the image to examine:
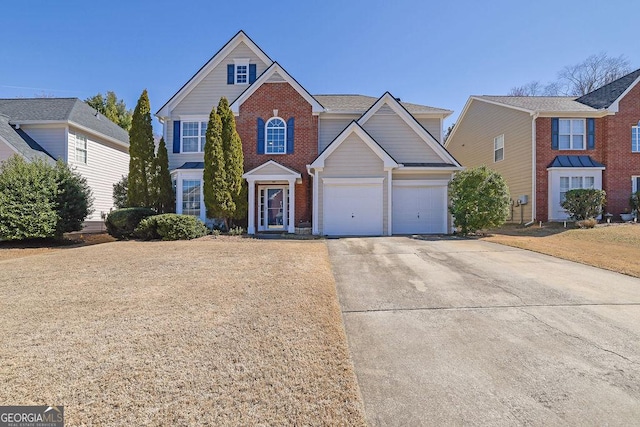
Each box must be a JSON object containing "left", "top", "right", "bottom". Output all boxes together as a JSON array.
[
  {"left": 266, "top": 117, "right": 286, "bottom": 154},
  {"left": 559, "top": 119, "right": 585, "bottom": 150},
  {"left": 234, "top": 59, "right": 249, "bottom": 85},
  {"left": 494, "top": 134, "right": 504, "bottom": 162}
]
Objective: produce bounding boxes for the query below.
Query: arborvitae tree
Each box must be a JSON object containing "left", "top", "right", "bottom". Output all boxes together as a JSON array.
[
  {"left": 217, "top": 97, "right": 245, "bottom": 223},
  {"left": 85, "top": 91, "right": 133, "bottom": 131},
  {"left": 128, "top": 90, "right": 156, "bottom": 208},
  {"left": 203, "top": 107, "right": 233, "bottom": 228},
  {"left": 154, "top": 137, "right": 174, "bottom": 213}
]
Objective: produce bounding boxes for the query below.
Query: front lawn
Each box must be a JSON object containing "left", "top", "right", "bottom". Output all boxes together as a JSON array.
[
  {"left": 483, "top": 222, "right": 640, "bottom": 278},
  {"left": 0, "top": 238, "right": 365, "bottom": 425}
]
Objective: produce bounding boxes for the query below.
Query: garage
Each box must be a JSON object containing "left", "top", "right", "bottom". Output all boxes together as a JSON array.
[
  {"left": 392, "top": 181, "right": 448, "bottom": 234},
  {"left": 323, "top": 178, "right": 383, "bottom": 236}
]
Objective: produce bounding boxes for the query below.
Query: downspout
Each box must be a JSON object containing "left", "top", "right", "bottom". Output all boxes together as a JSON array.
[{"left": 524, "top": 113, "right": 539, "bottom": 227}]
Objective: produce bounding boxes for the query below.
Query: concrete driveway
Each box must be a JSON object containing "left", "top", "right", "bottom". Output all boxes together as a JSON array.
[{"left": 328, "top": 237, "right": 640, "bottom": 426}]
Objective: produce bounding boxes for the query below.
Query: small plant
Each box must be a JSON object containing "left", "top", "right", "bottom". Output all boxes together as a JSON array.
[
  {"left": 561, "top": 189, "right": 606, "bottom": 221},
  {"left": 576, "top": 218, "right": 597, "bottom": 229},
  {"left": 105, "top": 207, "right": 156, "bottom": 239},
  {"left": 134, "top": 214, "right": 208, "bottom": 240},
  {"left": 630, "top": 191, "right": 640, "bottom": 215},
  {"left": 229, "top": 226, "right": 245, "bottom": 236},
  {"left": 211, "top": 229, "right": 221, "bottom": 237}
]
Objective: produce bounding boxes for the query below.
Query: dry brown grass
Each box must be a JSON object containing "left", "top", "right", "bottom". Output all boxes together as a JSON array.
[
  {"left": 0, "top": 233, "right": 115, "bottom": 261},
  {"left": 483, "top": 222, "right": 640, "bottom": 278},
  {"left": 0, "top": 238, "right": 365, "bottom": 426}
]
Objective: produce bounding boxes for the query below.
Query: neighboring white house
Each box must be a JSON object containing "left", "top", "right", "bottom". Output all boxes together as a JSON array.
[{"left": 0, "top": 98, "right": 130, "bottom": 230}]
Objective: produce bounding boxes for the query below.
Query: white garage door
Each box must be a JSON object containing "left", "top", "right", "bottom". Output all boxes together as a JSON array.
[
  {"left": 392, "top": 182, "right": 448, "bottom": 234},
  {"left": 323, "top": 181, "right": 383, "bottom": 236}
]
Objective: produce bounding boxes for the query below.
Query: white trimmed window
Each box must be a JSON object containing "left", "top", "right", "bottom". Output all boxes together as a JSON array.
[
  {"left": 182, "top": 179, "right": 201, "bottom": 217},
  {"left": 75, "top": 133, "right": 87, "bottom": 164},
  {"left": 632, "top": 126, "right": 639, "bottom": 153},
  {"left": 560, "top": 175, "right": 594, "bottom": 202},
  {"left": 559, "top": 119, "right": 585, "bottom": 150},
  {"left": 494, "top": 134, "right": 504, "bottom": 162},
  {"left": 234, "top": 59, "right": 249, "bottom": 85},
  {"left": 266, "top": 117, "right": 286, "bottom": 154},
  {"left": 632, "top": 176, "right": 640, "bottom": 193},
  {"left": 182, "top": 121, "right": 207, "bottom": 153}
]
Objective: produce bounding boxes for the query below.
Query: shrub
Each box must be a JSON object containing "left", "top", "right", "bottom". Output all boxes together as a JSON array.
[
  {"left": 54, "top": 160, "right": 93, "bottom": 236},
  {"left": 229, "top": 226, "right": 244, "bottom": 236},
  {"left": 105, "top": 207, "right": 156, "bottom": 239},
  {"left": 449, "top": 166, "right": 511, "bottom": 235},
  {"left": 630, "top": 191, "right": 640, "bottom": 214},
  {"left": 561, "top": 189, "right": 606, "bottom": 221},
  {"left": 113, "top": 175, "right": 128, "bottom": 209},
  {"left": 576, "top": 218, "right": 597, "bottom": 229},
  {"left": 134, "top": 214, "right": 208, "bottom": 241}
]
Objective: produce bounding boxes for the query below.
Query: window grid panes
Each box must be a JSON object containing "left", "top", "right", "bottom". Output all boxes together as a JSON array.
[
  {"left": 75, "top": 133, "right": 87, "bottom": 164},
  {"left": 632, "top": 126, "right": 639, "bottom": 153},
  {"left": 266, "top": 118, "right": 286, "bottom": 154},
  {"left": 559, "top": 119, "right": 585, "bottom": 150},
  {"left": 236, "top": 65, "right": 248, "bottom": 84},
  {"left": 560, "top": 175, "right": 595, "bottom": 202},
  {"left": 182, "top": 179, "right": 201, "bottom": 217},
  {"left": 182, "top": 121, "right": 207, "bottom": 152},
  {"left": 494, "top": 134, "right": 504, "bottom": 162}
]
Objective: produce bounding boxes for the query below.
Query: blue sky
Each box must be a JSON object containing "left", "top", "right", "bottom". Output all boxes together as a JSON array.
[{"left": 2, "top": 0, "right": 638, "bottom": 133}]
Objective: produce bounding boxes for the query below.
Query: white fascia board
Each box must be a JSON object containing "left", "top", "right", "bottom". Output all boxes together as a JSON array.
[
  {"left": 358, "top": 92, "right": 461, "bottom": 167},
  {"left": 230, "top": 63, "right": 324, "bottom": 115},
  {"left": 608, "top": 74, "right": 640, "bottom": 113},
  {"left": 396, "top": 165, "right": 463, "bottom": 172},
  {"left": 157, "top": 31, "right": 273, "bottom": 117}
]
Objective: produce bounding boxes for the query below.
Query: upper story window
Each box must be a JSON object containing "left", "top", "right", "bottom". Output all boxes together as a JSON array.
[
  {"left": 559, "top": 119, "right": 585, "bottom": 150},
  {"left": 234, "top": 59, "right": 249, "bottom": 85},
  {"left": 494, "top": 134, "right": 504, "bottom": 162},
  {"left": 75, "top": 132, "right": 87, "bottom": 164},
  {"left": 182, "top": 121, "right": 207, "bottom": 153},
  {"left": 632, "top": 126, "right": 639, "bottom": 153},
  {"left": 266, "top": 118, "right": 286, "bottom": 154}
]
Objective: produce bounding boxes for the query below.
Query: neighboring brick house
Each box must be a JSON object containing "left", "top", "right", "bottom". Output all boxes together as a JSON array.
[
  {"left": 156, "top": 31, "right": 461, "bottom": 235},
  {"left": 445, "top": 68, "right": 640, "bottom": 222},
  {"left": 0, "top": 98, "right": 130, "bottom": 230}
]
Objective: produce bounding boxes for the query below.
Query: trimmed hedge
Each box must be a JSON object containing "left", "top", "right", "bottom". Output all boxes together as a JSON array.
[
  {"left": 561, "top": 189, "right": 606, "bottom": 221},
  {"left": 105, "top": 207, "right": 156, "bottom": 239},
  {"left": 135, "top": 214, "right": 208, "bottom": 241}
]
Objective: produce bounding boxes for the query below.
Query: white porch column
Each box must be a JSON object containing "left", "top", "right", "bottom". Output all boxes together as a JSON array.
[
  {"left": 287, "top": 178, "right": 295, "bottom": 234},
  {"left": 247, "top": 179, "right": 256, "bottom": 234}
]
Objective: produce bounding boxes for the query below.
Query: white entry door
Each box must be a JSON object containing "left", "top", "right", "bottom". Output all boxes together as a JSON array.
[
  {"left": 323, "top": 180, "right": 383, "bottom": 236},
  {"left": 258, "top": 186, "right": 287, "bottom": 231},
  {"left": 392, "top": 182, "right": 447, "bottom": 234}
]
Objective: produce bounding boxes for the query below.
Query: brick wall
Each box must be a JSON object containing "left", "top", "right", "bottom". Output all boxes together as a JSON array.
[{"left": 236, "top": 82, "right": 318, "bottom": 226}]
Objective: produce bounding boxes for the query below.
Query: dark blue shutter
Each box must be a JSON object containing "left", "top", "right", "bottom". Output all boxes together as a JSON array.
[
  {"left": 227, "top": 64, "right": 234, "bottom": 84},
  {"left": 286, "top": 117, "right": 294, "bottom": 154},
  {"left": 173, "top": 120, "right": 181, "bottom": 153},
  {"left": 587, "top": 118, "right": 595, "bottom": 150},
  {"left": 551, "top": 118, "right": 559, "bottom": 150},
  {"left": 249, "top": 64, "right": 257, "bottom": 83},
  {"left": 257, "top": 118, "right": 265, "bottom": 154}
]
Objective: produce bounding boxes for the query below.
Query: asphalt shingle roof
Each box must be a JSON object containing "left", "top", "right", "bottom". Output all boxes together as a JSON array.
[
  {"left": 313, "top": 94, "right": 451, "bottom": 114},
  {"left": 0, "top": 115, "right": 55, "bottom": 163},
  {"left": 477, "top": 96, "right": 598, "bottom": 113},
  {"left": 576, "top": 68, "right": 640, "bottom": 109},
  {"left": 175, "top": 162, "right": 205, "bottom": 169},
  {"left": 548, "top": 155, "right": 605, "bottom": 168},
  {"left": 0, "top": 98, "right": 129, "bottom": 145}
]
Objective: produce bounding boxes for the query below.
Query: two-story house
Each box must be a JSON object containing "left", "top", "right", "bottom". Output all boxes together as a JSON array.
[
  {"left": 446, "top": 68, "right": 640, "bottom": 222},
  {"left": 0, "top": 98, "right": 130, "bottom": 231},
  {"left": 156, "top": 31, "right": 462, "bottom": 236}
]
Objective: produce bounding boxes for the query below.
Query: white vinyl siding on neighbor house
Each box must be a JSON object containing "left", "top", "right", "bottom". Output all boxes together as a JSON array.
[
  {"left": 415, "top": 117, "right": 443, "bottom": 143},
  {"left": 172, "top": 42, "right": 269, "bottom": 115},
  {"left": 558, "top": 119, "right": 585, "bottom": 150},
  {"left": 494, "top": 134, "right": 504, "bottom": 162},
  {"left": 67, "top": 127, "right": 129, "bottom": 222},
  {"left": 20, "top": 125, "right": 67, "bottom": 161},
  {"left": 318, "top": 116, "right": 357, "bottom": 152},
  {"left": 632, "top": 126, "right": 639, "bottom": 153},
  {"left": 317, "top": 133, "right": 387, "bottom": 234},
  {"left": 360, "top": 105, "right": 441, "bottom": 163}
]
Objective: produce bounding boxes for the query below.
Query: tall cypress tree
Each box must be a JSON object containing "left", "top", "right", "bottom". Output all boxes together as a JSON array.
[
  {"left": 203, "top": 106, "right": 232, "bottom": 228},
  {"left": 217, "top": 97, "right": 245, "bottom": 223},
  {"left": 154, "top": 137, "right": 174, "bottom": 213},
  {"left": 128, "top": 90, "right": 155, "bottom": 207}
]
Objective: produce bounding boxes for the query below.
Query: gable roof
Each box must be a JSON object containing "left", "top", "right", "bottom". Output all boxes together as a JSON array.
[
  {"left": 243, "top": 159, "right": 301, "bottom": 178},
  {"left": 0, "top": 115, "right": 55, "bottom": 163},
  {"left": 314, "top": 94, "right": 452, "bottom": 116},
  {"left": 230, "top": 62, "right": 324, "bottom": 115},
  {"left": 309, "top": 120, "right": 398, "bottom": 169},
  {"left": 357, "top": 92, "right": 461, "bottom": 167},
  {"left": 576, "top": 68, "right": 640, "bottom": 111},
  {"left": 0, "top": 98, "right": 129, "bottom": 146},
  {"left": 474, "top": 96, "right": 599, "bottom": 113},
  {"left": 156, "top": 31, "right": 273, "bottom": 117}
]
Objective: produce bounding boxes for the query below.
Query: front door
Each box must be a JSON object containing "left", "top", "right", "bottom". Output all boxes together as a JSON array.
[{"left": 259, "top": 186, "right": 288, "bottom": 231}]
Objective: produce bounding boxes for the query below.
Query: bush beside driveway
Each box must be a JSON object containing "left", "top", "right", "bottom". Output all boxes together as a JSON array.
[{"left": 0, "top": 238, "right": 366, "bottom": 426}]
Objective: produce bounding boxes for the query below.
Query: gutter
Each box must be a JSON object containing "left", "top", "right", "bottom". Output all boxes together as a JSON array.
[{"left": 531, "top": 112, "right": 538, "bottom": 223}]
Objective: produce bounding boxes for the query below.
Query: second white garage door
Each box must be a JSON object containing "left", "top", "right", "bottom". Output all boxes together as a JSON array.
[
  {"left": 392, "top": 181, "right": 448, "bottom": 234},
  {"left": 323, "top": 179, "right": 383, "bottom": 236}
]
